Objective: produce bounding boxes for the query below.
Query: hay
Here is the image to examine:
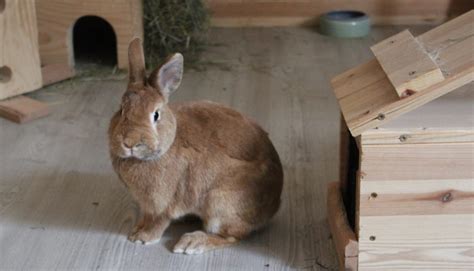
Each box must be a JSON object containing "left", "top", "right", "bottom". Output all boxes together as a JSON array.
[{"left": 143, "top": 0, "right": 210, "bottom": 69}]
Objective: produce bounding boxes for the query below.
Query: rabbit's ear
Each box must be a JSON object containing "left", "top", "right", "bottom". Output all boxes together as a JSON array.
[
  {"left": 128, "top": 38, "right": 146, "bottom": 85},
  {"left": 149, "top": 53, "right": 183, "bottom": 99}
]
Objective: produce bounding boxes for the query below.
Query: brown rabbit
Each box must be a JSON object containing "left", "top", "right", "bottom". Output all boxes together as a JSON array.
[{"left": 108, "top": 38, "right": 283, "bottom": 254}]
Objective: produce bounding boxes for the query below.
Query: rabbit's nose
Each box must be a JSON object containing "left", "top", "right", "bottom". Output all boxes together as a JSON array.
[
  {"left": 123, "top": 140, "right": 145, "bottom": 150},
  {"left": 123, "top": 139, "right": 136, "bottom": 149}
]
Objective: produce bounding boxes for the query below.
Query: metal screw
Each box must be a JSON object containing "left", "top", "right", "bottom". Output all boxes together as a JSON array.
[
  {"left": 399, "top": 134, "right": 408, "bottom": 142},
  {"left": 377, "top": 113, "right": 385, "bottom": 121},
  {"left": 370, "top": 236, "right": 376, "bottom": 241},
  {"left": 370, "top": 192, "right": 378, "bottom": 199}
]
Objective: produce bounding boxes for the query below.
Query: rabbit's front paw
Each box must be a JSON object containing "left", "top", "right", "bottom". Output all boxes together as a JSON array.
[
  {"left": 128, "top": 228, "right": 161, "bottom": 245},
  {"left": 127, "top": 215, "right": 170, "bottom": 245},
  {"left": 173, "top": 231, "right": 237, "bottom": 255}
]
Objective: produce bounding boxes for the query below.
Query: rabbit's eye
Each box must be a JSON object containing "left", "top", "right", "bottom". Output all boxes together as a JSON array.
[{"left": 153, "top": 110, "right": 161, "bottom": 122}]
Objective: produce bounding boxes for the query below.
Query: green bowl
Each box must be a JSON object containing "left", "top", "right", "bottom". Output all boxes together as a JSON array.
[{"left": 319, "top": 11, "right": 371, "bottom": 38}]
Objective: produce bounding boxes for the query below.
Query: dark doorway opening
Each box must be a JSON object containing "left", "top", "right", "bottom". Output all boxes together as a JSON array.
[{"left": 73, "top": 16, "right": 117, "bottom": 67}]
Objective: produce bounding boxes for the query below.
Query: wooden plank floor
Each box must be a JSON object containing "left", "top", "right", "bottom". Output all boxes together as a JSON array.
[{"left": 0, "top": 26, "right": 428, "bottom": 270}]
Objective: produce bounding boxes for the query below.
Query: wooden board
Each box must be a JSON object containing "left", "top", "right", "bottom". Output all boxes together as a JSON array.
[
  {"left": 0, "top": 95, "right": 49, "bottom": 123},
  {"left": 361, "top": 84, "right": 474, "bottom": 145},
  {"left": 358, "top": 214, "right": 474, "bottom": 270},
  {"left": 206, "top": 0, "right": 474, "bottom": 27},
  {"left": 327, "top": 182, "right": 358, "bottom": 271},
  {"left": 360, "top": 179, "right": 474, "bottom": 216},
  {"left": 360, "top": 143, "right": 474, "bottom": 181},
  {"left": 0, "top": 0, "right": 42, "bottom": 100},
  {"left": 331, "top": 10, "right": 474, "bottom": 136},
  {"left": 371, "top": 30, "right": 445, "bottom": 97},
  {"left": 36, "top": 0, "right": 143, "bottom": 69}
]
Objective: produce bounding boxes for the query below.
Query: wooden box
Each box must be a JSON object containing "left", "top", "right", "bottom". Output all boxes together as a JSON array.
[
  {"left": 328, "top": 11, "right": 474, "bottom": 271},
  {"left": 0, "top": 0, "right": 42, "bottom": 100}
]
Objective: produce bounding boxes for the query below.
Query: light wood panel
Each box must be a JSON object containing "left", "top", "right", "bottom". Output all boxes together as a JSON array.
[
  {"left": 36, "top": 0, "right": 143, "bottom": 69},
  {"left": 206, "top": 0, "right": 474, "bottom": 27},
  {"left": 360, "top": 143, "right": 474, "bottom": 181},
  {"left": 361, "top": 84, "right": 474, "bottom": 144},
  {"left": 332, "top": 10, "right": 474, "bottom": 136},
  {"left": 0, "top": 0, "right": 42, "bottom": 100},
  {"left": 358, "top": 214, "right": 474, "bottom": 270},
  {"left": 370, "top": 30, "right": 444, "bottom": 97},
  {"left": 360, "top": 179, "right": 474, "bottom": 216}
]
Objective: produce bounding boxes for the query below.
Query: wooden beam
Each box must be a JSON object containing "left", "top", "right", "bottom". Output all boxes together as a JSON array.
[
  {"left": 327, "top": 182, "right": 358, "bottom": 271},
  {"left": 0, "top": 95, "right": 49, "bottom": 123},
  {"left": 371, "top": 30, "right": 445, "bottom": 97}
]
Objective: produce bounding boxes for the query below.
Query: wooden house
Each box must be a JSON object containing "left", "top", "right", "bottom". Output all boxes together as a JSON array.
[{"left": 327, "top": 10, "right": 474, "bottom": 270}]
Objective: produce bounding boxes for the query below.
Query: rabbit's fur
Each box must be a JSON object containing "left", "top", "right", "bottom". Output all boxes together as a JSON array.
[{"left": 108, "top": 39, "right": 283, "bottom": 254}]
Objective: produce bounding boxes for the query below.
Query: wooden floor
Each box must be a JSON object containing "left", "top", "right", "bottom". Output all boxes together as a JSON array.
[{"left": 0, "top": 26, "right": 429, "bottom": 270}]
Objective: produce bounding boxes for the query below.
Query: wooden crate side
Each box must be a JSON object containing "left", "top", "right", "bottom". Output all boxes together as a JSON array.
[
  {"left": 357, "top": 141, "right": 474, "bottom": 269},
  {"left": 358, "top": 214, "right": 474, "bottom": 270},
  {"left": 0, "top": 0, "right": 42, "bottom": 100}
]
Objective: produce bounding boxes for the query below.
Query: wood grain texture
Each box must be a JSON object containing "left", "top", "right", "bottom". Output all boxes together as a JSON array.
[
  {"left": 358, "top": 141, "right": 474, "bottom": 268},
  {"left": 331, "top": 10, "right": 474, "bottom": 136},
  {"left": 360, "top": 179, "right": 474, "bottom": 216},
  {"left": 361, "top": 83, "right": 474, "bottom": 144},
  {"left": 371, "top": 30, "right": 444, "bottom": 97},
  {"left": 327, "top": 182, "right": 358, "bottom": 271},
  {"left": 0, "top": 0, "right": 42, "bottom": 100},
  {"left": 36, "top": 0, "right": 143, "bottom": 69},
  {"left": 206, "top": 0, "right": 474, "bottom": 27},
  {"left": 0, "top": 95, "right": 49, "bottom": 123},
  {"left": 358, "top": 215, "right": 474, "bottom": 270},
  {"left": 360, "top": 143, "right": 474, "bottom": 181}
]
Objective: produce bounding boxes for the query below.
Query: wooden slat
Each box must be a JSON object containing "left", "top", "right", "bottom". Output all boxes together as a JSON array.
[
  {"left": 362, "top": 84, "right": 474, "bottom": 144},
  {"left": 360, "top": 143, "right": 474, "bottom": 181},
  {"left": 0, "top": 0, "right": 42, "bottom": 100},
  {"left": 361, "top": 129, "right": 474, "bottom": 145},
  {"left": 358, "top": 214, "right": 474, "bottom": 270},
  {"left": 331, "top": 10, "right": 474, "bottom": 136},
  {"left": 371, "top": 30, "right": 445, "bottom": 97},
  {"left": 360, "top": 179, "right": 474, "bottom": 216},
  {"left": 0, "top": 95, "right": 49, "bottom": 123},
  {"left": 327, "top": 182, "right": 358, "bottom": 271}
]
